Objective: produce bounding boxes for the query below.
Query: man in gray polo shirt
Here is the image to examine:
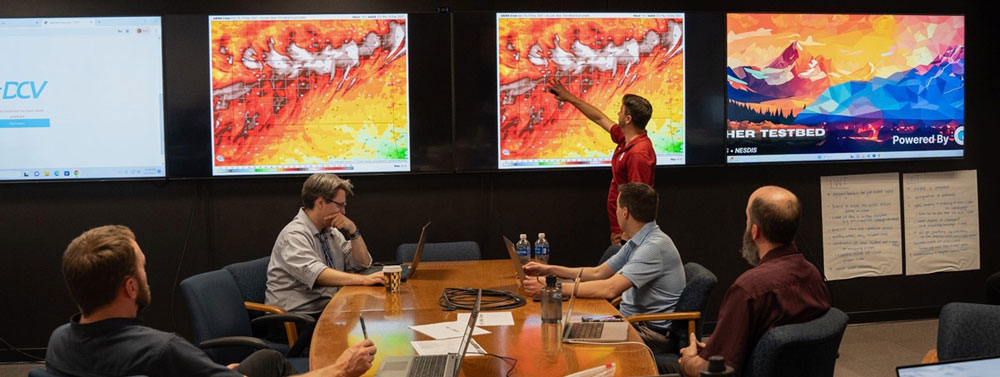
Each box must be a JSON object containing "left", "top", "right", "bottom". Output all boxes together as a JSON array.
[
  {"left": 522, "top": 182, "right": 685, "bottom": 353},
  {"left": 266, "top": 173, "right": 385, "bottom": 316}
]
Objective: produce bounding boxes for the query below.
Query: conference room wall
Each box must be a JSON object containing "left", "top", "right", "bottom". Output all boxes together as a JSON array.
[{"left": 1, "top": 0, "right": 991, "bottom": 362}]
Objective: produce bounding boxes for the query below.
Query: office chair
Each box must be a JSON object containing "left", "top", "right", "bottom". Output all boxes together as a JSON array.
[
  {"left": 742, "top": 307, "right": 848, "bottom": 377},
  {"left": 934, "top": 302, "right": 1000, "bottom": 361},
  {"left": 395, "top": 241, "right": 480, "bottom": 263},
  {"left": 180, "top": 267, "right": 313, "bottom": 371},
  {"left": 28, "top": 370, "right": 62, "bottom": 377},
  {"left": 622, "top": 262, "right": 717, "bottom": 373},
  {"left": 224, "top": 257, "right": 302, "bottom": 346}
]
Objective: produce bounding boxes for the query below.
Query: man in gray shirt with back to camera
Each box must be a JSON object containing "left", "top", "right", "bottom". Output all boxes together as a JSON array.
[
  {"left": 522, "top": 182, "right": 685, "bottom": 353},
  {"left": 266, "top": 173, "right": 385, "bottom": 317}
]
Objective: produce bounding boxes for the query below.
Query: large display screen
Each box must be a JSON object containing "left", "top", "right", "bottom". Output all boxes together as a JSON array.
[
  {"left": 209, "top": 14, "right": 410, "bottom": 176},
  {"left": 726, "top": 13, "right": 965, "bottom": 163},
  {"left": 497, "top": 13, "right": 686, "bottom": 169},
  {"left": 0, "top": 17, "right": 165, "bottom": 181}
]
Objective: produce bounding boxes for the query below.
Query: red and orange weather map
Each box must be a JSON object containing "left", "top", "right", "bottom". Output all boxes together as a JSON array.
[
  {"left": 211, "top": 16, "right": 409, "bottom": 170},
  {"left": 498, "top": 15, "right": 685, "bottom": 167}
]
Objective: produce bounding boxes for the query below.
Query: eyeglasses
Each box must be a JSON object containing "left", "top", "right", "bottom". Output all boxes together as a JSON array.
[{"left": 327, "top": 199, "right": 347, "bottom": 210}]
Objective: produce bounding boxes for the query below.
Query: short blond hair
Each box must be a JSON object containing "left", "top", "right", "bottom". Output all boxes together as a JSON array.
[{"left": 301, "top": 173, "right": 354, "bottom": 209}]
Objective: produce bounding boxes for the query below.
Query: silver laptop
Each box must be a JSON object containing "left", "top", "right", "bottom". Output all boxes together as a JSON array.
[
  {"left": 502, "top": 236, "right": 528, "bottom": 281},
  {"left": 375, "top": 290, "right": 482, "bottom": 377},
  {"left": 364, "top": 221, "right": 431, "bottom": 281},
  {"left": 561, "top": 275, "right": 629, "bottom": 342},
  {"left": 897, "top": 355, "right": 1000, "bottom": 377}
]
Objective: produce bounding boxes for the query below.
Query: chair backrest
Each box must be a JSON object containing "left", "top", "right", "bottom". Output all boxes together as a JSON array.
[
  {"left": 179, "top": 269, "right": 257, "bottom": 364},
  {"left": 937, "top": 302, "right": 1000, "bottom": 361},
  {"left": 667, "top": 262, "right": 718, "bottom": 342},
  {"left": 744, "top": 307, "right": 848, "bottom": 377},
  {"left": 598, "top": 244, "right": 622, "bottom": 265},
  {"left": 224, "top": 257, "right": 270, "bottom": 305},
  {"left": 396, "top": 241, "right": 480, "bottom": 263}
]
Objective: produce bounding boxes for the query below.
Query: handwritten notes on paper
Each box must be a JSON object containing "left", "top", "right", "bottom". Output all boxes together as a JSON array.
[
  {"left": 821, "top": 173, "right": 903, "bottom": 280},
  {"left": 903, "top": 170, "right": 980, "bottom": 275}
]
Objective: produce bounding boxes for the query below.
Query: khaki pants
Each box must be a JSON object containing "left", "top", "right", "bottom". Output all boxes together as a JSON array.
[{"left": 634, "top": 322, "right": 680, "bottom": 354}]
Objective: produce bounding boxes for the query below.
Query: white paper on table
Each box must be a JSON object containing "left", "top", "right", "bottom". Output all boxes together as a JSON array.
[
  {"left": 411, "top": 338, "right": 486, "bottom": 356},
  {"left": 903, "top": 169, "right": 980, "bottom": 275},
  {"left": 455, "top": 312, "right": 515, "bottom": 326},
  {"left": 409, "top": 321, "right": 490, "bottom": 339}
]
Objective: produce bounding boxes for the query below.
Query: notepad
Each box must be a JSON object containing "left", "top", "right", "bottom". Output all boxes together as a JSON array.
[
  {"left": 410, "top": 321, "right": 490, "bottom": 340},
  {"left": 455, "top": 312, "right": 514, "bottom": 326},
  {"left": 411, "top": 338, "right": 486, "bottom": 356}
]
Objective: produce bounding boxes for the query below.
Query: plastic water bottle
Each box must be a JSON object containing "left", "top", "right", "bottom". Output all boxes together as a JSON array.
[
  {"left": 534, "top": 233, "right": 550, "bottom": 264},
  {"left": 515, "top": 234, "right": 531, "bottom": 265}
]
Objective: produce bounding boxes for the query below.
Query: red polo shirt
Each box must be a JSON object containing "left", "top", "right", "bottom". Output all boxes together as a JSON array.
[{"left": 608, "top": 124, "right": 656, "bottom": 233}]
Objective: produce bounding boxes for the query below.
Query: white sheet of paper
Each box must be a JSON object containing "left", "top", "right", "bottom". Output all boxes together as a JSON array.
[
  {"left": 455, "top": 312, "right": 515, "bottom": 326},
  {"left": 409, "top": 321, "right": 490, "bottom": 340},
  {"left": 411, "top": 338, "right": 486, "bottom": 356},
  {"left": 820, "top": 173, "right": 903, "bottom": 280},
  {"left": 903, "top": 170, "right": 980, "bottom": 275}
]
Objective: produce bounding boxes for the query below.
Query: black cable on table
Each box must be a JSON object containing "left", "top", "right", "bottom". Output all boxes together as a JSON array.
[{"left": 438, "top": 288, "right": 526, "bottom": 311}]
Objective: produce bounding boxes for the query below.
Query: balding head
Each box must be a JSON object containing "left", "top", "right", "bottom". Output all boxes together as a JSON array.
[{"left": 746, "top": 186, "right": 801, "bottom": 244}]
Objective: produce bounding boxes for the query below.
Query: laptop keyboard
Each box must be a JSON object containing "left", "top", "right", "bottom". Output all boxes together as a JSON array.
[
  {"left": 568, "top": 322, "right": 604, "bottom": 339},
  {"left": 408, "top": 355, "right": 450, "bottom": 377}
]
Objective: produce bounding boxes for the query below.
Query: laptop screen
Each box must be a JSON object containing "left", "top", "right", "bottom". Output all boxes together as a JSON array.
[
  {"left": 897, "top": 356, "right": 1000, "bottom": 377},
  {"left": 452, "top": 289, "right": 482, "bottom": 377}
]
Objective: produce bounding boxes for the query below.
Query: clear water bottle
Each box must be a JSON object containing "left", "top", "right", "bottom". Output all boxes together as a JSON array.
[
  {"left": 534, "top": 233, "right": 550, "bottom": 264},
  {"left": 515, "top": 234, "right": 531, "bottom": 265},
  {"left": 541, "top": 275, "right": 562, "bottom": 323}
]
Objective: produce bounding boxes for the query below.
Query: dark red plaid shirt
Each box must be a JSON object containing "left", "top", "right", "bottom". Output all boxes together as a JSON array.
[{"left": 699, "top": 243, "right": 832, "bottom": 376}]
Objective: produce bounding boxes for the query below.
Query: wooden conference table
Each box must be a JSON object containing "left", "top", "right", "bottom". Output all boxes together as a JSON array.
[{"left": 310, "top": 259, "right": 657, "bottom": 376}]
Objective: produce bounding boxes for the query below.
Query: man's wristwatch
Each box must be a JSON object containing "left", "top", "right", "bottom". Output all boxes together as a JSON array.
[{"left": 349, "top": 228, "right": 362, "bottom": 240}]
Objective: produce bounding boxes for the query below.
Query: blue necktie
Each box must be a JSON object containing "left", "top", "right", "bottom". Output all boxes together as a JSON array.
[{"left": 316, "top": 232, "right": 336, "bottom": 268}]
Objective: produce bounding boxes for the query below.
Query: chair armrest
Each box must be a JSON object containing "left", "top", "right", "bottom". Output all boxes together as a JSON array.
[
  {"left": 245, "top": 301, "right": 287, "bottom": 314},
  {"left": 922, "top": 349, "right": 939, "bottom": 364},
  {"left": 626, "top": 311, "right": 702, "bottom": 337},
  {"left": 611, "top": 296, "right": 622, "bottom": 307},
  {"left": 245, "top": 301, "right": 300, "bottom": 348},
  {"left": 251, "top": 313, "right": 316, "bottom": 327},
  {"left": 199, "top": 336, "right": 270, "bottom": 350},
  {"left": 625, "top": 311, "right": 701, "bottom": 323}
]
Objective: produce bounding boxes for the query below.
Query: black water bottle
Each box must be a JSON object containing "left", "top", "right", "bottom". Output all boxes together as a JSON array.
[{"left": 700, "top": 356, "right": 734, "bottom": 376}]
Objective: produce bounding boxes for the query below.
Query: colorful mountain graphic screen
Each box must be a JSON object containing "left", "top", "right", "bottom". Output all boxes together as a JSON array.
[
  {"left": 210, "top": 14, "right": 409, "bottom": 175},
  {"left": 726, "top": 14, "right": 965, "bottom": 163},
  {"left": 497, "top": 13, "right": 686, "bottom": 169}
]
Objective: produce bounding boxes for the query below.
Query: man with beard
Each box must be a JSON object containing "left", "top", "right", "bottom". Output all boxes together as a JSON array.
[
  {"left": 45, "top": 225, "right": 376, "bottom": 377},
  {"left": 676, "top": 186, "right": 831, "bottom": 377}
]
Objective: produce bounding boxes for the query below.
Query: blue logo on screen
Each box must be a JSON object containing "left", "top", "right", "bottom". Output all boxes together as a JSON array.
[{"left": 1, "top": 81, "right": 48, "bottom": 99}]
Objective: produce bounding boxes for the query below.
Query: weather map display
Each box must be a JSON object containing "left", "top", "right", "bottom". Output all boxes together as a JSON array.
[
  {"left": 497, "top": 13, "right": 685, "bottom": 169},
  {"left": 210, "top": 14, "right": 410, "bottom": 176},
  {"left": 726, "top": 14, "right": 965, "bottom": 163}
]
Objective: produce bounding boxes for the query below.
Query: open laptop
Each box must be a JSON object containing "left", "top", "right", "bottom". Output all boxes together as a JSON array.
[
  {"left": 364, "top": 221, "right": 430, "bottom": 281},
  {"left": 561, "top": 275, "right": 629, "bottom": 342},
  {"left": 897, "top": 355, "right": 1000, "bottom": 377},
  {"left": 375, "top": 289, "right": 482, "bottom": 377},
  {"left": 502, "top": 236, "right": 571, "bottom": 301}
]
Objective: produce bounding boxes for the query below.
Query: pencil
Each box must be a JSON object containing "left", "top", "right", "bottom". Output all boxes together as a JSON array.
[{"left": 360, "top": 315, "right": 368, "bottom": 340}]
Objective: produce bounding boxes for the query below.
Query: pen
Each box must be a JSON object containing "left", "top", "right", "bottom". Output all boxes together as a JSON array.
[{"left": 360, "top": 315, "right": 368, "bottom": 340}]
